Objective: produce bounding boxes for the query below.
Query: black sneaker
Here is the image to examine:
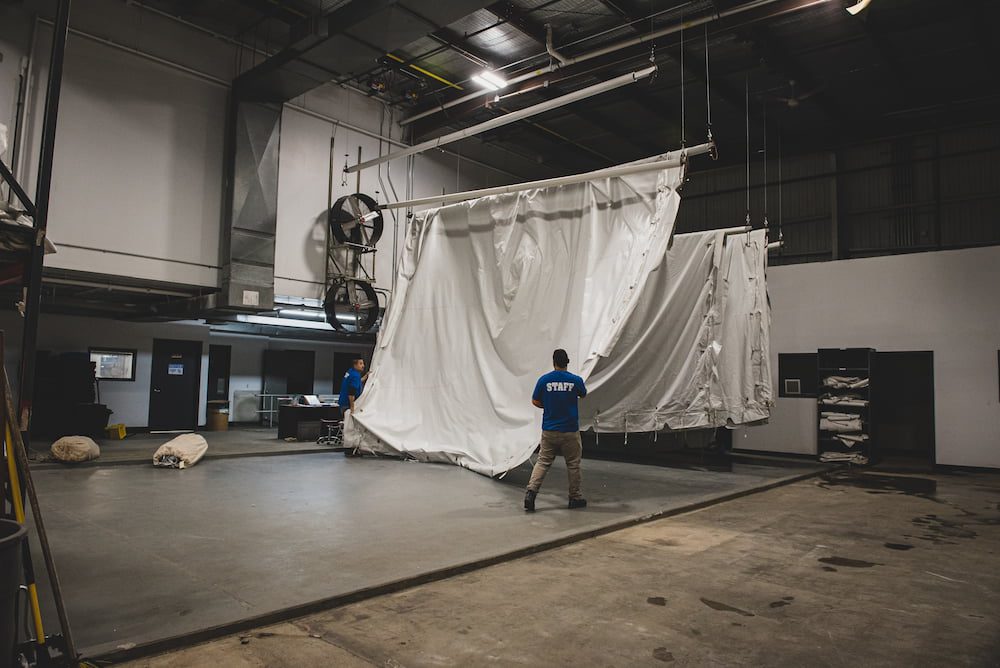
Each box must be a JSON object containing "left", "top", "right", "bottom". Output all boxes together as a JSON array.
[
  {"left": 568, "top": 498, "right": 587, "bottom": 509},
  {"left": 524, "top": 490, "right": 537, "bottom": 512}
]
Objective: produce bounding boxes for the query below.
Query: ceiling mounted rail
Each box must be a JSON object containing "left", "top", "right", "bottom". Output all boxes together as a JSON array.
[{"left": 346, "top": 65, "right": 656, "bottom": 173}]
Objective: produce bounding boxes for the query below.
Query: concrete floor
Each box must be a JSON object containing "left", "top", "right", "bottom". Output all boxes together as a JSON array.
[
  {"left": 24, "top": 451, "right": 817, "bottom": 659},
  {"left": 121, "top": 468, "right": 1000, "bottom": 667},
  {"left": 30, "top": 426, "right": 328, "bottom": 467}
]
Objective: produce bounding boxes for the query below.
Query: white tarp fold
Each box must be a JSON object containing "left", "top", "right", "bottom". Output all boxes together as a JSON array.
[{"left": 346, "top": 159, "right": 771, "bottom": 476}]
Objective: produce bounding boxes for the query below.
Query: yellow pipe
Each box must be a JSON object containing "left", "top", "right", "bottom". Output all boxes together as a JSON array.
[
  {"left": 6, "top": 425, "right": 46, "bottom": 645},
  {"left": 5, "top": 426, "right": 25, "bottom": 522},
  {"left": 385, "top": 53, "right": 463, "bottom": 91}
]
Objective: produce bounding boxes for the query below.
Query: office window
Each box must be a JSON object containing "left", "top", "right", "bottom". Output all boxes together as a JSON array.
[{"left": 89, "top": 348, "right": 137, "bottom": 381}]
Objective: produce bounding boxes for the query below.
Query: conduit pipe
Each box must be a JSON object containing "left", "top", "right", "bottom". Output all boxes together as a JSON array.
[
  {"left": 347, "top": 65, "right": 657, "bottom": 173},
  {"left": 380, "top": 140, "right": 713, "bottom": 211},
  {"left": 546, "top": 24, "right": 570, "bottom": 65},
  {"left": 400, "top": 0, "right": 831, "bottom": 128}
]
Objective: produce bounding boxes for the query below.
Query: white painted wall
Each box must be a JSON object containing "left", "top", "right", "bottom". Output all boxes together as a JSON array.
[
  {"left": 0, "top": 310, "right": 210, "bottom": 427},
  {"left": 19, "top": 24, "right": 227, "bottom": 287},
  {"left": 274, "top": 89, "right": 507, "bottom": 301},
  {"left": 3, "top": 0, "right": 533, "bottom": 299},
  {"left": 0, "top": 310, "right": 372, "bottom": 429},
  {"left": 738, "top": 246, "right": 1000, "bottom": 469},
  {"left": 0, "top": 8, "right": 31, "bottom": 153}
]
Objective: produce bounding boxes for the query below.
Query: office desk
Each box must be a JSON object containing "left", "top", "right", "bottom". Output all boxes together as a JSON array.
[{"left": 277, "top": 404, "right": 341, "bottom": 440}]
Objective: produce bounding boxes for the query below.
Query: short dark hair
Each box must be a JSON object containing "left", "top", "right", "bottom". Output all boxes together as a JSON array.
[
  {"left": 352, "top": 357, "right": 365, "bottom": 365},
  {"left": 553, "top": 349, "right": 569, "bottom": 367}
]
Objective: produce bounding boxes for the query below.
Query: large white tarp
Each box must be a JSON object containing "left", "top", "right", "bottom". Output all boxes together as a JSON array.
[{"left": 345, "top": 160, "right": 771, "bottom": 476}]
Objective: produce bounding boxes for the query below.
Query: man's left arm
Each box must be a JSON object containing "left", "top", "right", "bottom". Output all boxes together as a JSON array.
[{"left": 577, "top": 377, "right": 588, "bottom": 398}]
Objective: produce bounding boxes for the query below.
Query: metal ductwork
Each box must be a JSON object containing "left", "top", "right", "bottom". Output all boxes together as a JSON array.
[
  {"left": 219, "top": 100, "right": 282, "bottom": 312},
  {"left": 214, "top": 0, "right": 497, "bottom": 319},
  {"left": 233, "top": 0, "right": 499, "bottom": 103}
]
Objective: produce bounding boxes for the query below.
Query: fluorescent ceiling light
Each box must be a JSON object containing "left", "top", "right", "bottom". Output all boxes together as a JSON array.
[
  {"left": 278, "top": 309, "right": 325, "bottom": 320},
  {"left": 472, "top": 70, "right": 507, "bottom": 91},
  {"left": 845, "top": 0, "right": 872, "bottom": 15}
]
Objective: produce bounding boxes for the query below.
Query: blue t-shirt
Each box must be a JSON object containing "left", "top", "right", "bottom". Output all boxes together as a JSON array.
[
  {"left": 339, "top": 368, "right": 363, "bottom": 411},
  {"left": 532, "top": 370, "right": 587, "bottom": 432}
]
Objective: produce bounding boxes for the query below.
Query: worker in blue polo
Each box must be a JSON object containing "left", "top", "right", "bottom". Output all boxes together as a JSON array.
[
  {"left": 338, "top": 357, "right": 368, "bottom": 457},
  {"left": 339, "top": 357, "right": 367, "bottom": 415},
  {"left": 524, "top": 348, "right": 587, "bottom": 512}
]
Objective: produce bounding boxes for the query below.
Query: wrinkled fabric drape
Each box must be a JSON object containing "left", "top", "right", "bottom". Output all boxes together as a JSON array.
[
  {"left": 345, "top": 161, "right": 771, "bottom": 476},
  {"left": 580, "top": 228, "right": 771, "bottom": 432}
]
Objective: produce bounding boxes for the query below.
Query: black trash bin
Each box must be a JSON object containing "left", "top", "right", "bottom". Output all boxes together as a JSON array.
[{"left": 0, "top": 519, "right": 27, "bottom": 666}]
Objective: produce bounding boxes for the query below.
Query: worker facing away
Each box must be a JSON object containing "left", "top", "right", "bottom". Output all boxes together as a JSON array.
[
  {"left": 339, "top": 357, "right": 368, "bottom": 415},
  {"left": 524, "top": 348, "right": 588, "bottom": 512}
]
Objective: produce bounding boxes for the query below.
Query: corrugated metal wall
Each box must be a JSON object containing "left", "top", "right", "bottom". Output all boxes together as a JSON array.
[{"left": 675, "top": 121, "right": 1000, "bottom": 264}]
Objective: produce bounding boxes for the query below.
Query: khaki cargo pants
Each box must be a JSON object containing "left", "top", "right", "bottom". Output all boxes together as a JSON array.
[{"left": 526, "top": 430, "right": 583, "bottom": 500}]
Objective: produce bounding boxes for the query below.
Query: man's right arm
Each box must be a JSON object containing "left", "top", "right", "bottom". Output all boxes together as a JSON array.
[{"left": 532, "top": 378, "right": 544, "bottom": 409}]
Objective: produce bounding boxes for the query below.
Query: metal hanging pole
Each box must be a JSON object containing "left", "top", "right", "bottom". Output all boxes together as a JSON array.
[
  {"left": 346, "top": 66, "right": 657, "bottom": 173},
  {"left": 381, "top": 142, "right": 714, "bottom": 211},
  {"left": 17, "top": 0, "right": 72, "bottom": 440}
]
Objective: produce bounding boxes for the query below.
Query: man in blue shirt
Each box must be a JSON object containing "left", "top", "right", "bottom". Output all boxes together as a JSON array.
[
  {"left": 524, "top": 349, "right": 587, "bottom": 512},
  {"left": 338, "top": 357, "right": 367, "bottom": 415}
]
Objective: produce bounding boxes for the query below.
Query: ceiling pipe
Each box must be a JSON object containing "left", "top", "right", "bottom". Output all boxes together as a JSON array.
[
  {"left": 380, "top": 140, "right": 714, "bottom": 211},
  {"left": 399, "top": 0, "right": 831, "bottom": 128},
  {"left": 545, "top": 24, "right": 570, "bottom": 65},
  {"left": 346, "top": 65, "right": 657, "bottom": 173}
]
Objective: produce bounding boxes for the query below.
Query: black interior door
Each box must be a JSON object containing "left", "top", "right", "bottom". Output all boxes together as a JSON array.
[
  {"left": 285, "top": 350, "right": 315, "bottom": 395},
  {"left": 207, "top": 344, "right": 231, "bottom": 401},
  {"left": 262, "top": 350, "right": 315, "bottom": 395},
  {"left": 149, "top": 339, "right": 203, "bottom": 430},
  {"left": 873, "top": 351, "right": 935, "bottom": 465}
]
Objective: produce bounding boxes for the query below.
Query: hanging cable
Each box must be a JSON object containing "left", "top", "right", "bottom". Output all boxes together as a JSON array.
[
  {"left": 778, "top": 126, "right": 784, "bottom": 246},
  {"left": 745, "top": 76, "right": 750, "bottom": 231},
  {"left": 704, "top": 23, "right": 712, "bottom": 144},
  {"left": 679, "top": 20, "right": 686, "bottom": 149},
  {"left": 762, "top": 98, "right": 768, "bottom": 237}
]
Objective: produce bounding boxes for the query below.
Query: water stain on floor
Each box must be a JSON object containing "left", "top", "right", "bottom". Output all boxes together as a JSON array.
[
  {"left": 652, "top": 647, "right": 675, "bottom": 662},
  {"left": 884, "top": 543, "right": 914, "bottom": 551},
  {"left": 700, "top": 598, "right": 755, "bottom": 616},
  {"left": 818, "top": 556, "right": 881, "bottom": 568},
  {"left": 821, "top": 566, "right": 838, "bottom": 572},
  {"left": 911, "top": 514, "right": 978, "bottom": 540},
  {"left": 647, "top": 596, "right": 667, "bottom": 606},
  {"left": 769, "top": 596, "right": 794, "bottom": 608},
  {"left": 818, "top": 471, "right": 937, "bottom": 497}
]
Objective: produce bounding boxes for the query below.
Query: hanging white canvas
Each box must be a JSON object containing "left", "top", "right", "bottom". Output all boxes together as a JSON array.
[{"left": 344, "top": 158, "right": 771, "bottom": 476}]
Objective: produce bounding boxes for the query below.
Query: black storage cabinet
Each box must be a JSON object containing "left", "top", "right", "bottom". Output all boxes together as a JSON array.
[{"left": 817, "top": 348, "right": 875, "bottom": 464}]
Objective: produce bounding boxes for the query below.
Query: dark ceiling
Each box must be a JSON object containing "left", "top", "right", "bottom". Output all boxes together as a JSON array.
[{"left": 145, "top": 0, "right": 1000, "bottom": 178}]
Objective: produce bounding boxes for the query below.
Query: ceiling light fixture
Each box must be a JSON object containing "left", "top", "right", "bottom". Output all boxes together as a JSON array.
[
  {"left": 472, "top": 70, "right": 508, "bottom": 91},
  {"left": 845, "top": 0, "right": 873, "bottom": 15}
]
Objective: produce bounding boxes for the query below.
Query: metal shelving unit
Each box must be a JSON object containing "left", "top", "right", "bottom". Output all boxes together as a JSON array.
[{"left": 817, "top": 348, "right": 875, "bottom": 465}]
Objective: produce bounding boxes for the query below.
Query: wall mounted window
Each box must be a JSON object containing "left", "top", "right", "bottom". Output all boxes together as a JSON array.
[{"left": 89, "top": 348, "right": 137, "bottom": 381}]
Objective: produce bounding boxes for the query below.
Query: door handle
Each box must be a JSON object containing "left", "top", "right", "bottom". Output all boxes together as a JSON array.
[{"left": 153, "top": 388, "right": 162, "bottom": 393}]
